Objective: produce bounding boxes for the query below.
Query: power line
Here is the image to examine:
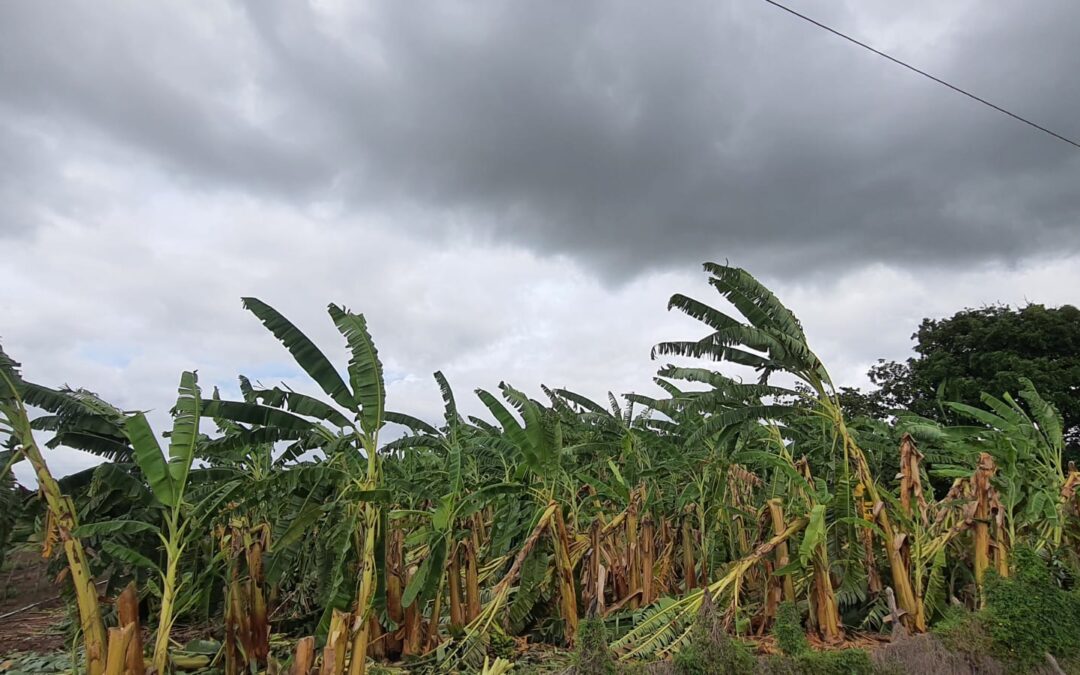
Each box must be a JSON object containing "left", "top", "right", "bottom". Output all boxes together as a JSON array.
[{"left": 760, "top": 0, "right": 1080, "bottom": 151}]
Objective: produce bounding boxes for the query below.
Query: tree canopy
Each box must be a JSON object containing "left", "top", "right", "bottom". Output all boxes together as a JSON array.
[{"left": 855, "top": 304, "right": 1080, "bottom": 447}]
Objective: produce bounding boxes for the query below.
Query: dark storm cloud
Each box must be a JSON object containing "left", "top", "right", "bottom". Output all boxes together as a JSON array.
[{"left": 2, "top": 1, "right": 1078, "bottom": 273}]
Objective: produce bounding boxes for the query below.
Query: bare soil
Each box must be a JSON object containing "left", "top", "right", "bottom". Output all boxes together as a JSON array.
[{"left": 0, "top": 548, "right": 67, "bottom": 656}]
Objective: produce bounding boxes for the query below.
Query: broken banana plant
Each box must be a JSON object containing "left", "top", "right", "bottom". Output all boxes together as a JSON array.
[
  {"left": 121, "top": 371, "right": 203, "bottom": 674},
  {"left": 222, "top": 519, "right": 272, "bottom": 674},
  {"left": 0, "top": 347, "right": 108, "bottom": 675}
]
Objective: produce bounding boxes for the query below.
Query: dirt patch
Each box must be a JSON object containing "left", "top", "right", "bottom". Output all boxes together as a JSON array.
[{"left": 0, "top": 548, "right": 67, "bottom": 656}]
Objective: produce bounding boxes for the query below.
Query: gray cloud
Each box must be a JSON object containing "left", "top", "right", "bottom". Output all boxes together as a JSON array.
[
  {"left": 3, "top": 1, "right": 1078, "bottom": 274},
  {"left": 3, "top": 1, "right": 1080, "bottom": 483}
]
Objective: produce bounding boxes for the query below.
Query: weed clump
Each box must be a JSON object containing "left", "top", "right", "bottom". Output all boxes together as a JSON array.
[
  {"left": 793, "top": 649, "right": 875, "bottom": 675},
  {"left": 486, "top": 627, "right": 517, "bottom": 661},
  {"left": 757, "top": 649, "right": 875, "bottom": 675},
  {"left": 759, "top": 601, "right": 873, "bottom": 674},
  {"left": 982, "top": 546, "right": 1080, "bottom": 668},
  {"left": 572, "top": 618, "right": 621, "bottom": 675},
  {"left": 771, "top": 602, "right": 808, "bottom": 657},
  {"left": 672, "top": 594, "right": 755, "bottom": 674}
]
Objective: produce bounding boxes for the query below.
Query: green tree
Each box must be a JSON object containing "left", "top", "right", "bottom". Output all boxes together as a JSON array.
[{"left": 868, "top": 304, "right": 1080, "bottom": 447}]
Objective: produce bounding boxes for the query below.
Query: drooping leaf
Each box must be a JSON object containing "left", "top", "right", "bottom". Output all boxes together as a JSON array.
[
  {"left": 476, "top": 389, "right": 530, "bottom": 453},
  {"left": 508, "top": 549, "right": 550, "bottom": 634},
  {"left": 798, "top": 504, "right": 827, "bottom": 566},
  {"left": 945, "top": 401, "right": 1009, "bottom": 430},
  {"left": 124, "top": 412, "right": 175, "bottom": 507},
  {"left": 456, "top": 483, "right": 527, "bottom": 519},
  {"left": 201, "top": 399, "right": 317, "bottom": 432},
  {"left": 101, "top": 540, "right": 160, "bottom": 571},
  {"left": 242, "top": 297, "right": 356, "bottom": 412},
  {"left": 74, "top": 519, "right": 161, "bottom": 538},
  {"left": 552, "top": 388, "right": 607, "bottom": 415},
  {"left": 254, "top": 388, "right": 354, "bottom": 429},
  {"left": 385, "top": 411, "right": 438, "bottom": 435},
  {"left": 403, "top": 536, "right": 448, "bottom": 609}
]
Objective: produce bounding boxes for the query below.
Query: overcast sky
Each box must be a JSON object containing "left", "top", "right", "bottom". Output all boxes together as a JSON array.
[{"left": 3, "top": 1, "right": 1079, "bottom": 485}]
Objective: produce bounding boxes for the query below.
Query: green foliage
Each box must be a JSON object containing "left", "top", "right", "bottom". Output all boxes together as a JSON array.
[
  {"left": 796, "top": 506, "right": 826, "bottom": 567},
  {"left": 240, "top": 297, "right": 355, "bottom": 413},
  {"left": 758, "top": 649, "right": 876, "bottom": 675},
  {"left": 327, "top": 304, "right": 386, "bottom": 438},
  {"left": 123, "top": 372, "right": 202, "bottom": 510},
  {"left": 982, "top": 546, "right": 1080, "bottom": 667},
  {"left": 487, "top": 627, "right": 517, "bottom": 660},
  {"left": 867, "top": 303, "right": 1080, "bottom": 447},
  {"left": 772, "top": 602, "right": 809, "bottom": 657},
  {"left": 928, "top": 552, "right": 1080, "bottom": 673},
  {"left": 572, "top": 619, "right": 621, "bottom": 675},
  {"left": 795, "top": 649, "right": 875, "bottom": 675},
  {"left": 0, "top": 451, "right": 24, "bottom": 569},
  {"left": 509, "top": 549, "right": 550, "bottom": 634}
]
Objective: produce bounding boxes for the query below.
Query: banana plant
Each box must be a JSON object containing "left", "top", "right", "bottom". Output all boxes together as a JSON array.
[
  {"left": 654, "top": 262, "right": 924, "bottom": 630},
  {"left": 108, "top": 371, "right": 203, "bottom": 674},
  {"left": 0, "top": 449, "right": 19, "bottom": 571},
  {"left": 475, "top": 381, "right": 565, "bottom": 494},
  {"left": 384, "top": 373, "right": 534, "bottom": 660},
  {"left": 226, "top": 298, "right": 387, "bottom": 675},
  {"left": 945, "top": 378, "right": 1068, "bottom": 549},
  {"left": 551, "top": 387, "right": 658, "bottom": 496},
  {"left": 0, "top": 345, "right": 109, "bottom": 675}
]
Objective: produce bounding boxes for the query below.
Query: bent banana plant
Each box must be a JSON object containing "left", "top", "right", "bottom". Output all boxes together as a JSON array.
[
  {"left": 0, "top": 346, "right": 109, "bottom": 675},
  {"left": 121, "top": 371, "right": 202, "bottom": 674},
  {"left": 655, "top": 263, "right": 923, "bottom": 630},
  {"left": 237, "top": 299, "right": 387, "bottom": 675}
]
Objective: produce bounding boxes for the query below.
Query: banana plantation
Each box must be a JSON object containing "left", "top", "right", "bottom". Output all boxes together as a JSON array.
[{"left": 2, "top": 263, "right": 1078, "bottom": 674}]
